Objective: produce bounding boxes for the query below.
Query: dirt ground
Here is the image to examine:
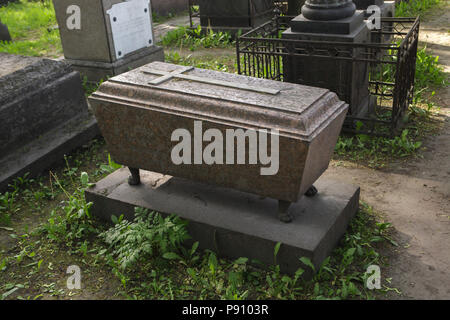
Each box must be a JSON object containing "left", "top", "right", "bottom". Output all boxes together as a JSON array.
[{"left": 326, "top": 2, "right": 450, "bottom": 299}]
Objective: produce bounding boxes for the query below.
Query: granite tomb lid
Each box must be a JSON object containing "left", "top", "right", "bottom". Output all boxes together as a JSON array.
[{"left": 90, "top": 61, "right": 348, "bottom": 140}]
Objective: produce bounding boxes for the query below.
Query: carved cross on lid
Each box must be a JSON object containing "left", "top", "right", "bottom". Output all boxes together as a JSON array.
[{"left": 141, "top": 66, "right": 280, "bottom": 95}]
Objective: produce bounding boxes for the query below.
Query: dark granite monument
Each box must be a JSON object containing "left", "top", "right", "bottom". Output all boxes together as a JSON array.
[
  {"left": 52, "top": 0, "right": 164, "bottom": 82},
  {"left": 287, "top": 0, "right": 307, "bottom": 15},
  {"left": 198, "top": 0, "right": 274, "bottom": 34},
  {"left": 0, "top": 18, "right": 11, "bottom": 42},
  {"left": 282, "top": 0, "right": 372, "bottom": 118},
  {"left": 0, "top": 54, "right": 98, "bottom": 191}
]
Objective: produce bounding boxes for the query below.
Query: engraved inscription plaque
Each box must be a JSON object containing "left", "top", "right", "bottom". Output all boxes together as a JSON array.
[{"left": 107, "top": 0, "right": 154, "bottom": 60}]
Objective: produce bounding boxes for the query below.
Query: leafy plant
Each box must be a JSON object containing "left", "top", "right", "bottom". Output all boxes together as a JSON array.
[
  {"left": 335, "top": 128, "right": 423, "bottom": 166},
  {"left": 165, "top": 51, "right": 236, "bottom": 73},
  {"left": 395, "top": 0, "right": 441, "bottom": 17},
  {"left": 385, "top": 129, "right": 422, "bottom": 157},
  {"left": 414, "top": 47, "right": 447, "bottom": 100},
  {"left": 97, "top": 154, "right": 123, "bottom": 176},
  {"left": 82, "top": 77, "right": 105, "bottom": 96},
  {"left": 161, "top": 25, "right": 234, "bottom": 50},
  {"left": 39, "top": 171, "right": 97, "bottom": 248},
  {"left": 99, "top": 207, "right": 190, "bottom": 270}
]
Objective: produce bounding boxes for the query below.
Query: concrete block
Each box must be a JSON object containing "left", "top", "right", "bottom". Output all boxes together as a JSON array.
[{"left": 86, "top": 168, "right": 360, "bottom": 276}]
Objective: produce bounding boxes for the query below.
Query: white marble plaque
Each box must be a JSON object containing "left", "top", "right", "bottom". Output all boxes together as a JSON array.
[{"left": 107, "top": 0, "right": 153, "bottom": 60}]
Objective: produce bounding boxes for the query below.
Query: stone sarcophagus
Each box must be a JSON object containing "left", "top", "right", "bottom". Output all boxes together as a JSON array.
[{"left": 89, "top": 62, "right": 348, "bottom": 222}]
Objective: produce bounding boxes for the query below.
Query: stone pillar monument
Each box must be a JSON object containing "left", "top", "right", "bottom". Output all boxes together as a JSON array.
[
  {"left": 282, "top": 0, "right": 372, "bottom": 118},
  {"left": 52, "top": 0, "right": 164, "bottom": 82}
]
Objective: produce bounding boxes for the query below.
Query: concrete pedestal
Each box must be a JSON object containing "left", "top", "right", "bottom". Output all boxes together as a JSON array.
[
  {"left": 282, "top": 11, "right": 371, "bottom": 118},
  {"left": 86, "top": 168, "right": 360, "bottom": 277},
  {"left": 65, "top": 46, "right": 164, "bottom": 83}
]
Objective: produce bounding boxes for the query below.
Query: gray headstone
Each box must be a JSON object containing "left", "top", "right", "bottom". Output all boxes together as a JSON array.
[
  {"left": 52, "top": 0, "right": 164, "bottom": 82},
  {"left": 0, "top": 54, "right": 99, "bottom": 191}
]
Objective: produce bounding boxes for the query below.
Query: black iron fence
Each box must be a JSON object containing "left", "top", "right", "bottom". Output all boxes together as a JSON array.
[{"left": 237, "top": 15, "right": 420, "bottom": 136}]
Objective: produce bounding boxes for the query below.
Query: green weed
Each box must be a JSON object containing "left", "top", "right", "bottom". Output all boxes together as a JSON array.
[
  {"left": 0, "top": 0, "right": 62, "bottom": 57},
  {"left": 395, "top": 0, "right": 441, "bottom": 17},
  {"left": 99, "top": 207, "right": 190, "bottom": 271},
  {"left": 161, "top": 25, "right": 234, "bottom": 51},
  {"left": 165, "top": 51, "right": 236, "bottom": 73},
  {"left": 82, "top": 77, "right": 105, "bottom": 97},
  {"left": 414, "top": 47, "right": 447, "bottom": 102},
  {"left": 38, "top": 171, "right": 98, "bottom": 249}
]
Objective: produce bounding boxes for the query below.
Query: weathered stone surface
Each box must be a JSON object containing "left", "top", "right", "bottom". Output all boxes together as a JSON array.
[
  {"left": 0, "top": 18, "right": 11, "bottom": 42},
  {"left": 52, "top": 0, "right": 164, "bottom": 82},
  {"left": 89, "top": 61, "right": 348, "bottom": 204},
  {"left": 86, "top": 168, "right": 360, "bottom": 276},
  {"left": 0, "top": 54, "right": 99, "bottom": 191}
]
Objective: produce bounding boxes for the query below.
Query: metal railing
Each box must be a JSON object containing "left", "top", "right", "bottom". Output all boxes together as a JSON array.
[{"left": 237, "top": 15, "right": 420, "bottom": 136}]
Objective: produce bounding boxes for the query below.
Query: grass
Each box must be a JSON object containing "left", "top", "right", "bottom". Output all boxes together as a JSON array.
[
  {"left": 165, "top": 51, "right": 237, "bottom": 73},
  {"left": 161, "top": 25, "right": 234, "bottom": 51},
  {"left": 395, "top": 0, "right": 442, "bottom": 17},
  {"left": 101, "top": 202, "right": 395, "bottom": 300},
  {"left": 0, "top": 0, "right": 61, "bottom": 57},
  {"left": 0, "top": 147, "right": 398, "bottom": 299}
]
